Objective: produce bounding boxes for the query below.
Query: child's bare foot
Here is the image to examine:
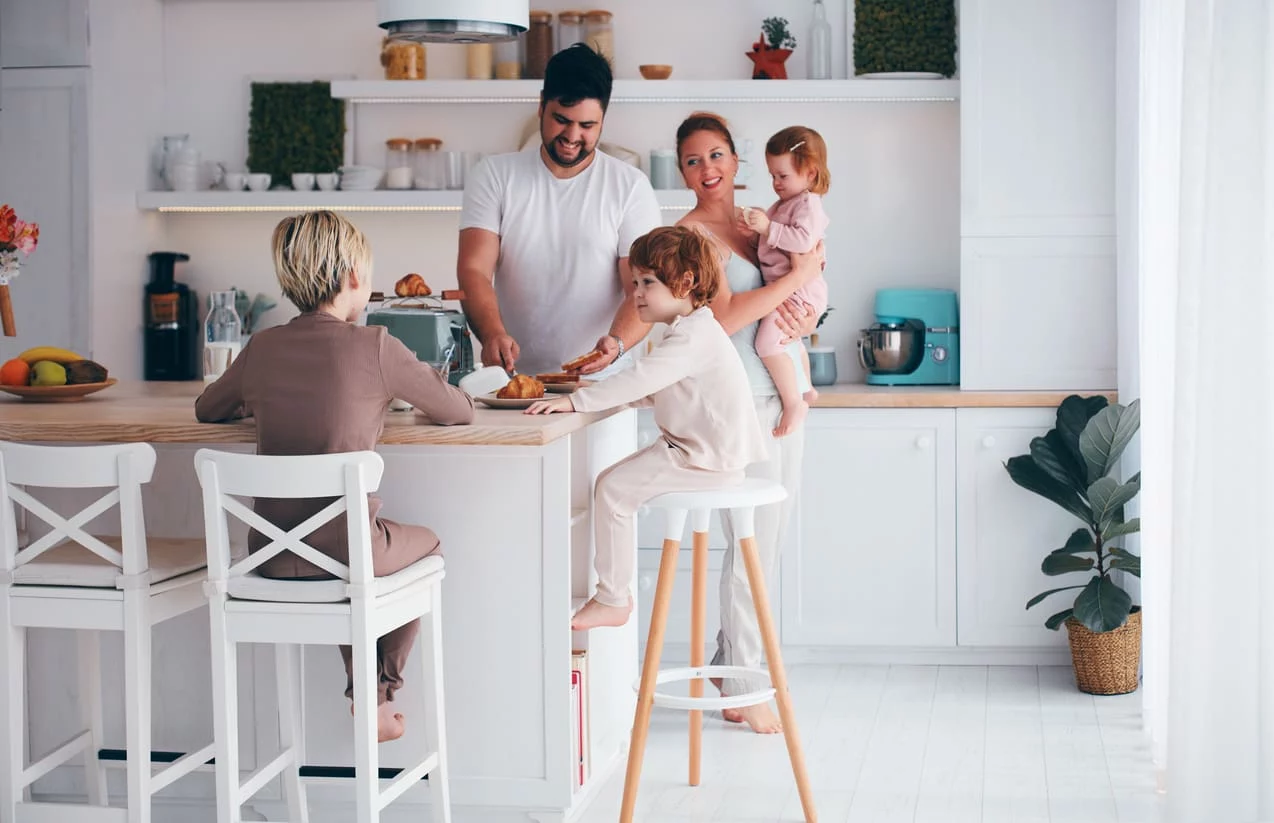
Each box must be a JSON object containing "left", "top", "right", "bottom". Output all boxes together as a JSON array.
[
  {"left": 803, "top": 387, "right": 819, "bottom": 404},
  {"left": 570, "top": 596, "right": 632, "bottom": 631},
  {"left": 772, "top": 401, "right": 809, "bottom": 438},
  {"left": 721, "top": 703, "right": 783, "bottom": 734},
  {"left": 350, "top": 699, "right": 406, "bottom": 742}
]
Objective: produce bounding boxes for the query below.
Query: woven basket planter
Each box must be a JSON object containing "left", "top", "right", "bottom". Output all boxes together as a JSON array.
[{"left": 1064, "top": 607, "right": 1142, "bottom": 695}]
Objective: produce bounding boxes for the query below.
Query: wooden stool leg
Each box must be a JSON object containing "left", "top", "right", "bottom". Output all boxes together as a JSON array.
[
  {"left": 688, "top": 528, "right": 708, "bottom": 787},
  {"left": 619, "top": 536, "right": 680, "bottom": 823},
  {"left": 739, "top": 535, "right": 818, "bottom": 823}
]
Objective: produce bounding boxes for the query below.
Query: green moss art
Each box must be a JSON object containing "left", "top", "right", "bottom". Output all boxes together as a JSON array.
[
  {"left": 247, "top": 82, "right": 345, "bottom": 181},
  {"left": 854, "top": 0, "right": 957, "bottom": 77}
]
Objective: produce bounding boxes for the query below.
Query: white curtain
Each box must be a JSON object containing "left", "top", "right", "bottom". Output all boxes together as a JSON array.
[{"left": 1139, "top": 1, "right": 1274, "bottom": 821}]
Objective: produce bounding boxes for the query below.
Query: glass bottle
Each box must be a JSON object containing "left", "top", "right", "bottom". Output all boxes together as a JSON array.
[
  {"left": 583, "top": 10, "right": 614, "bottom": 64},
  {"left": 809, "top": 0, "right": 832, "bottom": 80},
  {"left": 557, "top": 10, "right": 584, "bottom": 52},
  {"left": 413, "top": 138, "right": 445, "bottom": 189},
  {"left": 495, "top": 37, "right": 522, "bottom": 79},
  {"left": 381, "top": 37, "right": 426, "bottom": 80},
  {"left": 524, "top": 11, "right": 554, "bottom": 78},
  {"left": 203, "top": 290, "right": 242, "bottom": 382},
  {"left": 385, "top": 138, "right": 414, "bottom": 189},
  {"left": 466, "top": 43, "right": 494, "bottom": 79}
]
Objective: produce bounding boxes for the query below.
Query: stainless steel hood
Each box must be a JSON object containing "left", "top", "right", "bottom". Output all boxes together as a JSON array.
[{"left": 377, "top": 0, "right": 528, "bottom": 44}]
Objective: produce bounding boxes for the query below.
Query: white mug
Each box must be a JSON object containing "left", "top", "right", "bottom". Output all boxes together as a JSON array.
[
  {"left": 247, "top": 173, "right": 271, "bottom": 192},
  {"left": 291, "top": 173, "right": 315, "bottom": 191},
  {"left": 223, "top": 172, "right": 247, "bottom": 191},
  {"left": 315, "top": 173, "right": 339, "bottom": 191}
]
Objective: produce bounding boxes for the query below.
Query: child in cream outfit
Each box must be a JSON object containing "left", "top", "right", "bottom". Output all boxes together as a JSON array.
[{"left": 526, "top": 226, "right": 770, "bottom": 630}]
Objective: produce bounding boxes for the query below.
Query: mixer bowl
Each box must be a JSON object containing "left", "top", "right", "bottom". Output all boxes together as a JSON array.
[{"left": 857, "top": 323, "right": 925, "bottom": 374}]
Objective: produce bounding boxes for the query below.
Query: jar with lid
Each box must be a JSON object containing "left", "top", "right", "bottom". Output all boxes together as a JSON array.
[
  {"left": 466, "top": 43, "right": 494, "bottom": 79},
  {"left": 381, "top": 37, "right": 426, "bottom": 80},
  {"left": 385, "top": 138, "right": 414, "bottom": 189},
  {"left": 495, "top": 37, "right": 522, "bottom": 79},
  {"left": 413, "top": 138, "right": 445, "bottom": 190},
  {"left": 203, "top": 290, "right": 242, "bottom": 382},
  {"left": 523, "top": 11, "right": 554, "bottom": 78},
  {"left": 583, "top": 10, "right": 614, "bottom": 64},
  {"left": 556, "top": 10, "right": 584, "bottom": 52}
]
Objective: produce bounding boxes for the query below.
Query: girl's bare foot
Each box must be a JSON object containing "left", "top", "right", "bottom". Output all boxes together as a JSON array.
[
  {"left": 570, "top": 596, "right": 632, "bottom": 631},
  {"left": 350, "top": 699, "right": 406, "bottom": 742},
  {"left": 773, "top": 401, "right": 809, "bottom": 438},
  {"left": 803, "top": 387, "right": 819, "bottom": 404}
]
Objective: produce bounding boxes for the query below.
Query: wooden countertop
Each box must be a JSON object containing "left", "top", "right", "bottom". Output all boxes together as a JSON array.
[
  {"left": 811, "top": 384, "right": 1116, "bottom": 408},
  {"left": 0, "top": 381, "right": 619, "bottom": 447}
]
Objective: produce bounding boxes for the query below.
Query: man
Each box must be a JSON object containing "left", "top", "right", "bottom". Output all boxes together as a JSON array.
[{"left": 458, "top": 44, "right": 662, "bottom": 377}]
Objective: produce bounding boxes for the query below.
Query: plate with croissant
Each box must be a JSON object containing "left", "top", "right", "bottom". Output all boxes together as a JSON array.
[{"left": 475, "top": 374, "right": 546, "bottom": 409}]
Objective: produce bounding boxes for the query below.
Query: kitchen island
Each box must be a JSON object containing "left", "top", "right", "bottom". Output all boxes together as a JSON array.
[{"left": 0, "top": 381, "right": 639, "bottom": 823}]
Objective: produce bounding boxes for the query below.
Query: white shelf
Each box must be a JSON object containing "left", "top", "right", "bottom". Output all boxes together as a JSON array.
[
  {"left": 136, "top": 188, "right": 698, "bottom": 213},
  {"left": 330, "top": 78, "right": 959, "bottom": 105}
]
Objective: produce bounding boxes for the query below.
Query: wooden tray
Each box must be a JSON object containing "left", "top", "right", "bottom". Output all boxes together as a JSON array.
[{"left": 0, "top": 378, "right": 118, "bottom": 402}]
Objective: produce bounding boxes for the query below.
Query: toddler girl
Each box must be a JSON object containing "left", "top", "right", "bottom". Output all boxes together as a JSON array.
[
  {"left": 739, "top": 125, "right": 831, "bottom": 437},
  {"left": 195, "top": 210, "right": 475, "bottom": 742},
  {"left": 525, "top": 225, "right": 770, "bottom": 631}
]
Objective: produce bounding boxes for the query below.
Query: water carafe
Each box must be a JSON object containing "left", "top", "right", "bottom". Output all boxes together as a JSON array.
[{"left": 203, "top": 289, "right": 242, "bottom": 382}]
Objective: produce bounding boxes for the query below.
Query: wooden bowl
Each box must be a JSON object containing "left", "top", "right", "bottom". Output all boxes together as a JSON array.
[
  {"left": 639, "top": 64, "right": 673, "bottom": 80},
  {"left": 0, "top": 378, "right": 118, "bottom": 402}
]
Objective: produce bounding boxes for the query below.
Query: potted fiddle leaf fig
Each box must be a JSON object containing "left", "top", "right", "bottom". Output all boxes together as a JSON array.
[{"left": 1006, "top": 394, "right": 1142, "bottom": 694}]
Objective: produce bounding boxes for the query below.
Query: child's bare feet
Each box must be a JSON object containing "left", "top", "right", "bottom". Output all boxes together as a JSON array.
[
  {"left": 570, "top": 596, "right": 632, "bottom": 631},
  {"left": 803, "top": 387, "right": 819, "bottom": 404},
  {"left": 350, "top": 699, "right": 406, "bottom": 742},
  {"left": 772, "top": 400, "right": 809, "bottom": 438},
  {"left": 721, "top": 703, "right": 783, "bottom": 734}
]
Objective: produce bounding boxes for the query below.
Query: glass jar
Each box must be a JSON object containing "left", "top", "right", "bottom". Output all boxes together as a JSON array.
[
  {"left": 413, "top": 138, "right": 445, "bottom": 190},
  {"left": 524, "top": 11, "right": 554, "bottom": 78},
  {"left": 203, "top": 290, "right": 242, "bottom": 382},
  {"left": 381, "top": 37, "right": 426, "bottom": 80},
  {"left": 583, "top": 10, "right": 614, "bottom": 64},
  {"left": 385, "top": 138, "right": 414, "bottom": 190},
  {"left": 556, "top": 10, "right": 583, "bottom": 53},
  {"left": 649, "top": 149, "right": 679, "bottom": 190},
  {"left": 495, "top": 37, "right": 522, "bottom": 79},
  {"left": 466, "top": 43, "right": 494, "bottom": 79}
]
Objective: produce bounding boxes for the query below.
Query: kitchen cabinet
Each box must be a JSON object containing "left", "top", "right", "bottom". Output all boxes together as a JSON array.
[
  {"left": 0, "top": 0, "right": 90, "bottom": 68},
  {"left": 781, "top": 409, "right": 957, "bottom": 647},
  {"left": 959, "top": 0, "right": 1117, "bottom": 390},
  {"left": 954, "top": 407, "right": 1072, "bottom": 649}
]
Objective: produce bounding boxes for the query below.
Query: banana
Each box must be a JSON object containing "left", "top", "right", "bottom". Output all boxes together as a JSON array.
[{"left": 17, "top": 346, "right": 85, "bottom": 365}]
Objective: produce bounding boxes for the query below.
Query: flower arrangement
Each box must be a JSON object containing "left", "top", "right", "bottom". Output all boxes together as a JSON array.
[{"left": 0, "top": 204, "right": 40, "bottom": 337}]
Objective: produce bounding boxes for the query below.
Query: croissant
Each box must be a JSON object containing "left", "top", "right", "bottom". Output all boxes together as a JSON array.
[
  {"left": 497, "top": 374, "right": 545, "bottom": 399},
  {"left": 394, "top": 273, "right": 432, "bottom": 298}
]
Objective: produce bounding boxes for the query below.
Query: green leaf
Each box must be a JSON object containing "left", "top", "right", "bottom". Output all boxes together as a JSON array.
[
  {"left": 1058, "top": 527, "right": 1097, "bottom": 553},
  {"left": 1030, "top": 434, "right": 1088, "bottom": 497},
  {"left": 1057, "top": 395, "right": 1110, "bottom": 471},
  {"left": 1108, "top": 547, "right": 1141, "bottom": 578},
  {"left": 1104, "top": 517, "right": 1142, "bottom": 538},
  {"left": 1045, "top": 608, "right": 1075, "bottom": 630},
  {"left": 1026, "top": 584, "right": 1086, "bottom": 610},
  {"left": 1072, "top": 576, "right": 1133, "bottom": 632},
  {"left": 1088, "top": 476, "right": 1141, "bottom": 532},
  {"left": 1005, "top": 456, "right": 1094, "bottom": 523},
  {"left": 1079, "top": 400, "right": 1141, "bottom": 482},
  {"left": 1042, "top": 552, "right": 1095, "bottom": 575}
]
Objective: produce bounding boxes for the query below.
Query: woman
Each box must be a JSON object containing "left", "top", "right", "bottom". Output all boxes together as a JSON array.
[{"left": 674, "top": 112, "right": 823, "bottom": 734}]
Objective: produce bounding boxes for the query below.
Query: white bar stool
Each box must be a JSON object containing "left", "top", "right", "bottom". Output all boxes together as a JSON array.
[
  {"left": 194, "top": 449, "right": 450, "bottom": 823},
  {"left": 0, "top": 442, "right": 211, "bottom": 823},
  {"left": 619, "top": 478, "right": 816, "bottom": 823}
]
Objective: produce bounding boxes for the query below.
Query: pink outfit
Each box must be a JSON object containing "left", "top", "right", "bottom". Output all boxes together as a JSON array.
[{"left": 754, "top": 191, "right": 830, "bottom": 358}]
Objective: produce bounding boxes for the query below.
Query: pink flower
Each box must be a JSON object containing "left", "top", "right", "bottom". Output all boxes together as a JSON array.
[{"left": 13, "top": 221, "right": 37, "bottom": 255}]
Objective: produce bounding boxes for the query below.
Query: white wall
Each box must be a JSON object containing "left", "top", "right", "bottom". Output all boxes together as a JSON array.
[{"left": 94, "top": 0, "right": 959, "bottom": 380}]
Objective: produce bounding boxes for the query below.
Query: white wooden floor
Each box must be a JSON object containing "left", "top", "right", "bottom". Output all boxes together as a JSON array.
[{"left": 578, "top": 664, "right": 1164, "bottom": 823}]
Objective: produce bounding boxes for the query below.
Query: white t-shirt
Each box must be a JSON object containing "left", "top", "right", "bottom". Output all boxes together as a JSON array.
[{"left": 459, "top": 147, "right": 662, "bottom": 376}]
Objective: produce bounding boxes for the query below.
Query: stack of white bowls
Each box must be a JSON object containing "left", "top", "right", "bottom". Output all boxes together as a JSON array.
[{"left": 339, "top": 166, "right": 383, "bottom": 191}]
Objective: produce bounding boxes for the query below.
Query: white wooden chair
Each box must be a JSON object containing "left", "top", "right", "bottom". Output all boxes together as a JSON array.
[
  {"left": 0, "top": 441, "right": 211, "bottom": 823},
  {"left": 194, "top": 448, "right": 450, "bottom": 823}
]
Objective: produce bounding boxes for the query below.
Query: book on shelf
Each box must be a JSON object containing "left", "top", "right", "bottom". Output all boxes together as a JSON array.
[{"left": 571, "top": 649, "right": 590, "bottom": 788}]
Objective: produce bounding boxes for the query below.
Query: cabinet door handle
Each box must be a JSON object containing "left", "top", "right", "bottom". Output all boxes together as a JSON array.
[
  {"left": 915, "top": 435, "right": 932, "bottom": 449},
  {"left": 638, "top": 574, "right": 653, "bottom": 591},
  {"left": 981, "top": 435, "right": 996, "bottom": 449}
]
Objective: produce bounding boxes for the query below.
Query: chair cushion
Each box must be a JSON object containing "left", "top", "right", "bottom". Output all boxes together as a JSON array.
[
  {"left": 11, "top": 536, "right": 207, "bottom": 589},
  {"left": 226, "top": 553, "right": 445, "bottom": 604}
]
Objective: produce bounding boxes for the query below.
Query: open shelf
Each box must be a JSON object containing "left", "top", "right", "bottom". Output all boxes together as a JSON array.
[
  {"left": 136, "top": 188, "right": 698, "bottom": 213},
  {"left": 330, "top": 78, "right": 959, "bottom": 105}
]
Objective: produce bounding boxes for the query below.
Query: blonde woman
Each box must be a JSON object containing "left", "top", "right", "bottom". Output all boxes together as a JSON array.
[{"left": 196, "top": 210, "right": 474, "bottom": 742}]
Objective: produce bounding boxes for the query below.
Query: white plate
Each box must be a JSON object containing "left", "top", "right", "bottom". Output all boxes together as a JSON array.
[
  {"left": 475, "top": 392, "right": 543, "bottom": 409},
  {"left": 857, "top": 71, "right": 944, "bottom": 79}
]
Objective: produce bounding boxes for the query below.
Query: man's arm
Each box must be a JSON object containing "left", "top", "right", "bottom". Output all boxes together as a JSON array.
[{"left": 457, "top": 227, "right": 518, "bottom": 370}]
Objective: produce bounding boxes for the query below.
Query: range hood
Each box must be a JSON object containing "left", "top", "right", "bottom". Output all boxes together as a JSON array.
[{"left": 377, "top": 0, "right": 528, "bottom": 44}]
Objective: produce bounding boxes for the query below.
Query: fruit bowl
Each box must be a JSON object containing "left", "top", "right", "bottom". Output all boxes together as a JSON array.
[
  {"left": 0, "top": 378, "right": 118, "bottom": 402},
  {"left": 639, "top": 64, "right": 673, "bottom": 80}
]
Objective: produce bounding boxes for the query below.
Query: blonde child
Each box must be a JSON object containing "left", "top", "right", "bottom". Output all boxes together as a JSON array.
[
  {"left": 195, "top": 210, "right": 475, "bottom": 742},
  {"left": 526, "top": 226, "right": 770, "bottom": 631},
  {"left": 738, "top": 125, "right": 831, "bottom": 438}
]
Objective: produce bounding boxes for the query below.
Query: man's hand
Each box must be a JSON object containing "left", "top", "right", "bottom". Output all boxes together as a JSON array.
[
  {"left": 481, "top": 333, "right": 520, "bottom": 372},
  {"left": 524, "top": 395, "right": 575, "bottom": 415},
  {"left": 776, "top": 298, "right": 818, "bottom": 345},
  {"left": 574, "top": 335, "right": 620, "bottom": 375}
]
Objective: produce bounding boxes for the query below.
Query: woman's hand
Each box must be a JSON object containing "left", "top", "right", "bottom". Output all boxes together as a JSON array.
[
  {"left": 787, "top": 240, "right": 826, "bottom": 288},
  {"left": 776, "top": 298, "right": 818, "bottom": 345},
  {"left": 525, "top": 395, "right": 575, "bottom": 415}
]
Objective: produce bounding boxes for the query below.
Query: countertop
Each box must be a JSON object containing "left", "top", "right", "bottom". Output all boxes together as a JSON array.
[{"left": 0, "top": 381, "right": 1117, "bottom": 446}]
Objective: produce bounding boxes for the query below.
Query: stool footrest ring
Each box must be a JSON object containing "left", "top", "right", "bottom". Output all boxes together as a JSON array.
[{"left": 633, "top": 665, "right": 775, "bottom": 711}]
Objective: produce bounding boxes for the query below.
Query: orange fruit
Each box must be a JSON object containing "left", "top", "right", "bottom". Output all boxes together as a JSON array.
[{"left": 0, "top": 358, "right": 30, "bottom": 386}]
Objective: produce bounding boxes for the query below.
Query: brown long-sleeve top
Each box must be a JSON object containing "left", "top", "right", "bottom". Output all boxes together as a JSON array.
[{"left": 195, "top": 311, "right": 475, "bottom": 578}]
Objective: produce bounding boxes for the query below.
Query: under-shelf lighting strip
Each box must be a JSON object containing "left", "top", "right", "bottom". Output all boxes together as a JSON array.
[
  {"left": 153, "top": 204, "right": 694, "bottom": 214},
  {"left": 343, "top": 95, "right": 957, "bottom": 104}
]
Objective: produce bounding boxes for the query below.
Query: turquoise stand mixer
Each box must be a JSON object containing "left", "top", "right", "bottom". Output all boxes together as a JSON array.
[{"left": 856, "top": 288, "right": 960, "bottom": 386}]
